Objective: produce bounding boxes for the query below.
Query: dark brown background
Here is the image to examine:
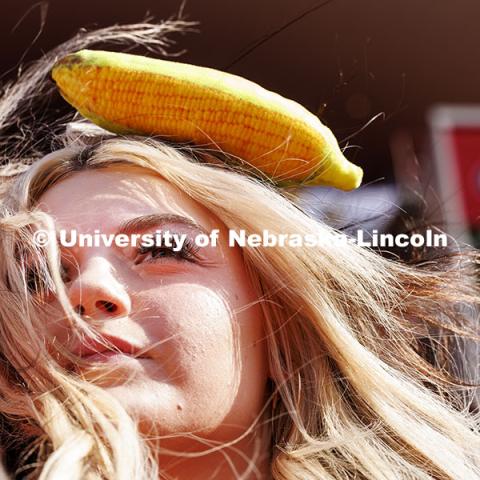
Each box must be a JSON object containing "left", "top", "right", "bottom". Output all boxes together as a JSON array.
[{"left": 0, "top": 0, "right": 479, "bottom": 185}]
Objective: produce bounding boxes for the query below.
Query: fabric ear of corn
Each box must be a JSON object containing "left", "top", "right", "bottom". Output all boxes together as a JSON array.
[{"left": 51, "top": 49, "right": 363, "bottom": 190}]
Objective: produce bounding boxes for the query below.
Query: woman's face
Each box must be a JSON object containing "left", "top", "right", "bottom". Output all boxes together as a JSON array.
[{"left": 37, "top": 165, "right": 268, "bottom": 445}]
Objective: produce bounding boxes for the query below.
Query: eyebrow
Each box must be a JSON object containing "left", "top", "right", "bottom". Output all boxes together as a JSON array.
[{"left": 116, "top": 214, "right": 209, "bottom": 237}]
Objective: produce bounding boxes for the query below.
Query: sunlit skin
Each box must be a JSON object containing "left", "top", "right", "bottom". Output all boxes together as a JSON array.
[{"left": 37, "top": 165, "right": 272, "bottom": 479}]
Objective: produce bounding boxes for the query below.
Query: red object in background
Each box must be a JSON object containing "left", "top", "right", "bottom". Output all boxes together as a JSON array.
[
  {"left": 430, "top": 106, "right": 480, "bottom": 245},
  {"left": 450, "top": 128, "right": 480, "bottom": 227}
]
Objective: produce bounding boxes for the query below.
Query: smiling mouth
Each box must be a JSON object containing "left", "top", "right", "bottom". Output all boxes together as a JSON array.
[
  {"left": 81, "top": 351, "right": 142, "bottom": 362},
  {"left": 72, "top": 334, "right": 149, "bottom": 364}
]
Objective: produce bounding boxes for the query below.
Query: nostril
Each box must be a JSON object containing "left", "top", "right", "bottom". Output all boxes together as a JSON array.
[
  {"left": 95, "top": 300, "right": 118, "bottom": 313},
  {"left": 75, "top": 305, "right": 85, "bottom": 316}
]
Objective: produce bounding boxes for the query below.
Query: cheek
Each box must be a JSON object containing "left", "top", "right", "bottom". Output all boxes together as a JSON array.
[
  {"left": 139, "top": 283, "right": 241, "bottom": 415},
  {"left": 39, "top": 302, "right": 78, "bottom": 360}
]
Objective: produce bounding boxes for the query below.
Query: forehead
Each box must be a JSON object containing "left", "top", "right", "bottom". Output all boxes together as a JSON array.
[{"left": 36, "top": 166, "right": 219, "bottom": 232}]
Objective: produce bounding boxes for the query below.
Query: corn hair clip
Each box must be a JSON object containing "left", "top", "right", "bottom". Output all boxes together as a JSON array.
[{"left": 51, "top": 49, "right": 363, "bottom": 190}]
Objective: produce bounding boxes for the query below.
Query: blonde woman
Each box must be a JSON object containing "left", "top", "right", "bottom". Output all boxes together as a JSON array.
[{"left": 0, "top": 21, "right": 479, "bottom": 480}]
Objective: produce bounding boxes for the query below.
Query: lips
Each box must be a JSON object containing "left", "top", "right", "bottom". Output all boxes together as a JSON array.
[{"left": 72, "top": 333, "right": 148, "bottom": 361}]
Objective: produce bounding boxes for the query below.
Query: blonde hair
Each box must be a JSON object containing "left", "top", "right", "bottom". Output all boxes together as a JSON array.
[{"left": 0, "top": 19, "right": 479, "bottom": 480}]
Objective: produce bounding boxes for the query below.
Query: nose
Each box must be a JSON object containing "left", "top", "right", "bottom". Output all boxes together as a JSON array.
[{"left": 68, "top": 256, "right": 131, "bottom": 319}]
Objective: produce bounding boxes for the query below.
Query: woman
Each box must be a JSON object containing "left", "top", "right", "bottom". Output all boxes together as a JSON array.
[{"left": 0, "top": 21, "right": 479, "bottom": 480}]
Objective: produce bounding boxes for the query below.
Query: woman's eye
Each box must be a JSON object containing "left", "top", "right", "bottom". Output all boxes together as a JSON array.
[
  {"left": 134, "top": 240, "right": 200, "bottom": 265},
  {"left": 60, "top": 263, "right": 71, "bottom": 283},
  {"left": 26, "top": 266, "right": 41, "bottom": 294},
  {"left": 143, "top": 246, "right": 174, "bottom": 259},
  {"left": 59, "top": 253, "right": 78, "bottom": 284},
  {"left": 25, "top": 263, "right": 70, "bottom": 297}
]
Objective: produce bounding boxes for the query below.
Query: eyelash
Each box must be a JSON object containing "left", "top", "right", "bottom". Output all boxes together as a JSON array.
[{"left": 134, "top": 237, "right": 200, "bottom": 265}]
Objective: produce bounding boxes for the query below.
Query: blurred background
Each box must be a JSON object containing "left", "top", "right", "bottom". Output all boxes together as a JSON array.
[{"left": 1, "top": 0, "right": 479, "bottom": 251}]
